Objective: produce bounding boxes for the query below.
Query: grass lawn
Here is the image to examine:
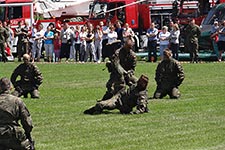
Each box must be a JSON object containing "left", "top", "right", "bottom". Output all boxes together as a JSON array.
[{"left": 0, "top": 61, "right": 225, "bottom": 150}]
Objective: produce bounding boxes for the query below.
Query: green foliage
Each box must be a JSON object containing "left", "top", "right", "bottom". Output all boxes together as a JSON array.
[{"left": 1, "top": 62, "right": 225, "bottom": 150}]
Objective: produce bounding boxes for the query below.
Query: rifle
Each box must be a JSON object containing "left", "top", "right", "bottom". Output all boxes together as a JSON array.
[{"left": 26, "top": 133, "right": 35, "bottom": 150}]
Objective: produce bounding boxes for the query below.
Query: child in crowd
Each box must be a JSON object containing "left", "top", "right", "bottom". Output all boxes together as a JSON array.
[{"left": 54, "top": 32, "right": 61, "bottom": 62}]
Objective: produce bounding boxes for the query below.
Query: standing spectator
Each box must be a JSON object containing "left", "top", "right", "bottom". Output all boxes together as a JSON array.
[
  {"left": 169, "top": 23, "right": 180, "bottom": 60},
  {"left": 210, "top": 20, "right": 219, "bottom": 60},
  {"left": 79, "top": 26, "right": 87, "bottom": 63},
  {"left": 107, "top": 25, "right": 118, "bottom": 44},
  {"left": 153, "top": 48, "right": 185, "bottom": 99},
  {"left": 146, "top": 22, "right": 158, "bottom": 62},
  {"left": 168, "top": 20, "right": 174, "bottom": 31},
  {"left": 48, "top": 22, "right": 60, "bottom": 34},
  {"left": 115, "top": 20, "right": 124, "bottom": 46},
  {"left": 0, "top": 20, "right": 8, "bottom": 62},
  {"left": 11, "top": 54, "right": 43, "bottom": 98},
  {"left": 106, "top": 25, "right": 119, "bottom": 58},
  {"left": 158, "top": 26, "right": 170, "bottom": 60},
  {"left": 94, "top": 25, "right": 103, "bottom": 63},
  {"left": 44, "top": 26, "right": 54, "bottom": 62},
  {"left": 217, "top": 20, "right": 225, "bottom": 62},
  {"left": 3, "top": 21, "right": 14, "bottom": 55},
  {"left": 85, "top": 26, "right": 96, "bottom": 62},
  {"left": 101, "top": 21, "right": 110, "bottom": 61},
  {"left": 32, "top": 23, "right": 44, "bottom": 62},
  {"left": 53, "top": 32, "right": 61, "bottom": 62},
  {"left": 185, "top": 18, "right": 201, "bottom": 63},
  {"left": 59, "top": 21, "right": 73, "bottom": 62},
  {"left": 122, "top": 23, "right": 135, "bottom": 43},
  {"left": 69, "top": 26, "right": 76, "bottom": 62},
  {"left": 15, "top": 21, "right": 29, "bottom": 61},
  {"left": 74, "top": 25, "right": 81, "bottom": 62},
  {"left": 29, "top": 23, "right": 37, "bottom": 56},
  {"left": 0, "top": 77, "right": 34, "bottom": 150}
]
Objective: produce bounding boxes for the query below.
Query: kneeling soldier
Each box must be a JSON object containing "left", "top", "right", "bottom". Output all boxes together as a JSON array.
[
  {"left": 11, "top": 54, "right": 43, "bottom": 98},
  {"left": 0, "top": 77, "right": 34, "bottom": 150}
]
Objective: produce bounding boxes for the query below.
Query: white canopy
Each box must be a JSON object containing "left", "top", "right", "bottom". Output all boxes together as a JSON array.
[{"left": 34, "top": 0, "right": 92, "bottom": 18}]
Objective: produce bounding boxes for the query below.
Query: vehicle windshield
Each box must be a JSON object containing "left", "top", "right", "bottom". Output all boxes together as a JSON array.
[
  {"left": 0, "top": 7, "right": 5, "bottom": 21},
  {"left": 89, "top": 3, "right": 107, "bottom": 19},
  {"left": 202, "top": 6, "right": 225, "bottom": 25}
]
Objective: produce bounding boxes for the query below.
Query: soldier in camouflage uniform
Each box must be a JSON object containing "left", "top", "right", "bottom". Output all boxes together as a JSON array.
[
  {"left": 0, "top": 20, "right": 9, "bottom": 62},
  {"left": 185, "top": 18, "right": 201, "bottom": 63},
  {"left": 15, "top": 21, "right": 29, "bottom": 62},
  {"left": 11, "top": 54, "right": 43, "bottom": 98},
  {"left": 102, "top": 38, "right": 137, "bottom": 100},
  {"left": 84, "top": 74, "right": 149, "bottom": 115},
  {"left": 153, "top": 48, "right": 185, "bottom": 99},
  {"left": 0, "top": 77, "right": 34, "bottom": 150}
]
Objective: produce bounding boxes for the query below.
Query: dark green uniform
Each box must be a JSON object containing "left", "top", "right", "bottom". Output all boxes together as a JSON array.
[
  {"left": 0, "top": 26, "right": 9, "bottom": 62},
  {"left": 11, "top": 62, "right": 43, "bottom": 98},
  {"left": 153, "top": 58, "right": 185, "bottom": 99},
  {"left": 102, "top": 47, "right": 137, "bottom": 100},
  {"left": 185, "top": 23, "right": 201, "bottom": 62},
  {"left": 0, "top": 91, "right": 33, "bottom": 150},
  {"left": 84, "top": 83, "right": 149, "bottom": 114},
  {"left": 15, "top": 26, "right": 29, "bottom": 61}
]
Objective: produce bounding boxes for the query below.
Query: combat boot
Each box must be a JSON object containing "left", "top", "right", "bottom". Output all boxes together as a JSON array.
[
  {"left": 84, "top": 107, "right": 97, "bottom": 115},
  {"left": 30, "top": 89, "right": 39, "bottom": 98}
]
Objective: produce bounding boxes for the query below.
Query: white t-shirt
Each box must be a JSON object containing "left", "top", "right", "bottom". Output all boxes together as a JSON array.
[
  {"left": 158, "top": 31, "right": 170, "bottom": 45},
  {"left": 107, "top": 31, "right": 118, "bottom": 44},
  {"left": 79, "top": 32, "right": 87, "bottom": 45}
]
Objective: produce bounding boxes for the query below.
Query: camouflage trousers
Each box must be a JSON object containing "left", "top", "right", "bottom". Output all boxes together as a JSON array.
[
  {"left": 84, "top": 93, "right": 133, "bottom": 114},
  {"left": 102, "top": 72, "right": 137, "bottom": 100},
  {"left": 154, "top": 84, "right": 181, "bottom": 99},
  {"left": 187, "top": 41, "right": 199, "bottom": 62},
  {"left": 12, "top": 86, "right": 39, "bottom": 99},
  {"left": 101, "top": 75, "right": 126, "bottom": 100},
  {"left": 0, "top": 126, "right": 31, "bottom": 150}
]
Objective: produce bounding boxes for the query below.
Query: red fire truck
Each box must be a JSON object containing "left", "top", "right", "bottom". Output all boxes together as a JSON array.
[
  {"left": 0, "top": 0, "right": 90, "bottom": 56},
  {"left": 0, "top": 0, "right": 34, "bottom": 28},
  {"left": 88, "top": 0, "right": 211, "bottom": 51}
]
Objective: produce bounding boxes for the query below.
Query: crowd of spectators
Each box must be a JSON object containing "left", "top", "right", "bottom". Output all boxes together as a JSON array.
[
  {"left": 0, "top": 17, "right": 225, "bottom": 63},
  {"left": 0, "top": 19, "right": 138, "bottom": 63}
]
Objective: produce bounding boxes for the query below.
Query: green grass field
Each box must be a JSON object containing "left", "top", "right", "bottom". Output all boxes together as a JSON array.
[{"left": 1, "top": 61, "right": 225, "bottom": 150}]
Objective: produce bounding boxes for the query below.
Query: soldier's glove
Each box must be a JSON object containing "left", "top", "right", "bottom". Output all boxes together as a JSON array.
[
  {"left": 124, "top": 70, "right": 133, "bottom": 86},
  {"left": 26, "top": 133, "right": 35, "bottom": 150}
]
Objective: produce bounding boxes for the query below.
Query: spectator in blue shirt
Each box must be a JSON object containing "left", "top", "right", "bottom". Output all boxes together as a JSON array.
[
  {"left": 146, "top": 22, "right": 158, "bottom": 62},
  {"left": 44, "top": 26, "right": 54, "bottom": 62}
]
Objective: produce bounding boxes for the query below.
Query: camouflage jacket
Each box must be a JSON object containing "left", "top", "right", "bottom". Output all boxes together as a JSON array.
[
  {"left": 120, "top": 84, "right": 148, "bottom": 114},
  {"left": 155, "top": 58, "right": 185, "bottom": 87},
  {"left": 0, "top": 91, "right": 33, "bottom": 134},
  {"left": 116, "top": 47, "right": 137, "bottom": 72},
  {"left": 11, "top": 63, "right": 43, "bottom": 88},
  {"left": 185, "top": 24, "right": 201, "bottom": 43},
  {"left": 107, "top": 47, "right": 137, "bottom": 79},
  {"left": 0, "top": 27, "right": 9, "bottom": 44}
]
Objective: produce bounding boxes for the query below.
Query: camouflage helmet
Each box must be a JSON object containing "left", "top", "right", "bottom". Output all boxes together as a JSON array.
[
  {"left": 0, "top": 77, "right": 11, "bottom": 93},
  {"left": 137, "top": 74, "right": 149, "bottom": 90}
]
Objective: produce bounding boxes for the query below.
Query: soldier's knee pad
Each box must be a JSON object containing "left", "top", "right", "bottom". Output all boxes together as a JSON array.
[{"left": 30, "top": 89, "right": 39, "bottom": 98}]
